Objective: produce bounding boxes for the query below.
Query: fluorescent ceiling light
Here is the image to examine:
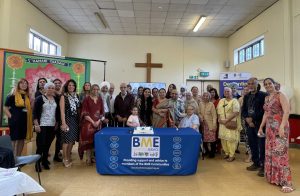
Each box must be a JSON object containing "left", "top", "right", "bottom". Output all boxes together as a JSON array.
[
  {"left": 193, "top": 16, "right": 207, "bottom": 32},
  {"left": 95, "top": 12, "right": 108, "bottom": 29}
]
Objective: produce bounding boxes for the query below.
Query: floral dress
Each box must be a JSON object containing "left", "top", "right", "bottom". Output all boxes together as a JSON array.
[{"left": 264, "top": 92, "right": 292, "bottom": 187}]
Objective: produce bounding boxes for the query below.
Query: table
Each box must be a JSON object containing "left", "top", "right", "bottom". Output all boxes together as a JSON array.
[
  {"left": 95, "top": 127, "right": 201, "bottom": 175},
  {"left": 0, "top": 168, "right": 45, "bottom": 195}
]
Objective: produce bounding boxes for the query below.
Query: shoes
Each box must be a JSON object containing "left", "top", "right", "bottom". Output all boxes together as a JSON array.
[
  {"left": 257, "top": 168, "right": 264, "bottom": 177},
  {"left": 226, "top": 157, "right": 235, "bottom": 162},
  {"left": 53, "top": 156, "right": 63, "bottom": 162},
  {"left": 42, "top": 162, "right": 50, "bottom": 170},
  {"left": 281, "top": 186, "right": 295, "bottom": 193},
  {"left": 247, "top": 164, "right": 260, "bottom": 171},
  {"left": 86, "top": 159, "right": 92, "bottom": 166},
  {"left": 63, "top": 159, "right": 72, "bottom": 168},
  {"left": 223, "top": 155, "right": 229, "bottom": 159}
]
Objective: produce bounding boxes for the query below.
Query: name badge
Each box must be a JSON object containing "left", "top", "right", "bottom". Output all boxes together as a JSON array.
[{"left": 22, "top": 108, "right": 28, "bottom": 112}]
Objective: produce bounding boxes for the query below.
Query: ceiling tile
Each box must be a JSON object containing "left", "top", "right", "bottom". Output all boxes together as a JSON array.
[
  {"left": 78, "top": 0, "right": 98, "bottom": 9},
  {"left": 114, "top": 0, "right": 132, "bottom": 2},
  {"left": 136, "top": 17, "right": 150, "bottom": 23},
  {"left": 105, "top": 17, "right": 121, "bottom": 23},
  {"left": 167, "top": 12, "right": 184, "bottom": 18},
  {"left": 150, "top": 18, "right": 166, "bottom": 24},
  {"left": 169, "top": 4, "right": 187, "bottom": 12},
  {"left": 118, "top": 10, "right": 134, "bottom": 17},
  {"left": 133, "top": 3, "right": 151, "bottom": 11},
  {"left": 58, "top": 0, "right": 81, "bottom": 9},
  {"left": 29, "top": 0, "right": 279, "bottom": 37},
  {"left": 151, "top": 3, "right": 169, "bottom": 11},
  {"left": 170, "top": 0, "right": 189, "bottom": 4},
  {"left": 190, "top": 0, "right": 209, "bottom": 5},
  {"left": 115, "top": 2, "right": 134, "bottom": 10},
  {"left": 101, "top": 10, "right": 119, "bottom": 17},
  {"left": 152, "top": 0, "right": 170, "bottom": 3},
  {"left": 165, "top": 18, "right": 181, "bottom": 24},
  {"left": 134, "top": 11, "right": 150, "bottom": 17},
  {"left": 120, "top": 17, "right": 136, "bottom": 23},
  {"left": 73, "top": 15, "right": 90, "bottom": 22},
  {"left": 96, "top": 1, "right": 115, "bottom": 9},
  {"left": 150, "top": 12, "right": 167, "bottom": 18}
]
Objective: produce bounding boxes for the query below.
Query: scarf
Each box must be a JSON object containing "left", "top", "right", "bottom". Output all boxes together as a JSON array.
[
  {"left": 15, "top": 90, "right": 33, "bottom": 141},
  {"left": 68, "top": 93, "right": 79, "bottom": 115}
]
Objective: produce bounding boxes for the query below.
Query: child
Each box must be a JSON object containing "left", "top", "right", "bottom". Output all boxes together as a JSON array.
[{"left": 127, "top": 107, "right": 140, "bottom": 127}]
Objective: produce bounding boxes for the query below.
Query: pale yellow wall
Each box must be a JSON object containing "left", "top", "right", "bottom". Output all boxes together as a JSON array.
[
  {"left": 0, "top": 0, "right": 68, "bottom": 55},
  {"left": 228, "top": 1, "right": 285, "bottom": 81},
  {"left": 228, "top": 0, "right": 299, "bottom": 114},
  {"left": 292, "top": 0, "right": 300, "bottom": 114},
  {"left": 68, "top": 34, "right": 228, "bottom": 92},
  {"left": 0, "top": 0, "right": 11, "bottom": 48}
]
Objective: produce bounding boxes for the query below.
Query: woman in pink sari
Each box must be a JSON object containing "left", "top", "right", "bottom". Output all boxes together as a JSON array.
[
  {"left": 152, "top": 88, "right": 171, "bottom": 128},
  {"left": 258, "top": 78, "right": 294, "bottom": 193}
]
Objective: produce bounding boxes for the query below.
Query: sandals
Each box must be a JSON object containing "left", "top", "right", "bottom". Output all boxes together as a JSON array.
[
  {"left": 226, "top": 157, "right": 235, "bottom": 162},
  {"left": 63, "top": 159, "right": 72, "bottom": 168},
  {"left": 86, "top": 159, "right": 92, "bottom": 166},
  {"left": 281, "top": 186, "right": 294, "bottom": 193}
]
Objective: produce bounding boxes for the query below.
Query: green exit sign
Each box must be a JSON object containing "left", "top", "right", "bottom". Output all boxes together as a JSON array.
[{"left": 200, "top": 72, "right": 209, "bottom": 77}]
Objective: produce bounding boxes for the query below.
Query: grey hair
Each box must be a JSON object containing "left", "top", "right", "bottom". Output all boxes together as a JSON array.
[{"left": 44, "top": 82, "right": 55, "bottom": 90}]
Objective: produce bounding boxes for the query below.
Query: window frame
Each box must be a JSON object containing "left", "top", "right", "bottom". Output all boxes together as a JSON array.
[
  {"left": 29, "top": 29, "right": 61, "bottom": 56},
  {"left": 234, "top": 35, "right": 264, "bottom": 65}
]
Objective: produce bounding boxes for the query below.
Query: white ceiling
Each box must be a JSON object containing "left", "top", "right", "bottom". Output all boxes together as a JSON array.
[{"left": 28, "top": 0, "right": 278, "bottom": 37}]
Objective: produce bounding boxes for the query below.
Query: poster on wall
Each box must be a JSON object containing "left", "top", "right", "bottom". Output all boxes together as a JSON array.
[
  {"left": 219, "top": 72, "right": 251, "bottom": 98},
  {"left": 129, "top": 82, "right": 166, "bottom": 95},
  {"left": 1, "top": 51, "right": 90, "bottom": 126}
]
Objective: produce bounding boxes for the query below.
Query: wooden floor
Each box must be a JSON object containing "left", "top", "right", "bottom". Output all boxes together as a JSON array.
[{"left": 22, "top": 142, "right": 299, "bottom": 196}]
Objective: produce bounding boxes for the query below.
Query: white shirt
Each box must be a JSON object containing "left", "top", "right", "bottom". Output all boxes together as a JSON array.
[{"left": 40, "top": 96, "right": 57, "bottom": 126}]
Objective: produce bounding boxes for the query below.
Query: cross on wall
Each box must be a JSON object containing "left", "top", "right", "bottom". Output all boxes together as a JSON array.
[{"left": 135, "top": 53, "right": 163, "bottom": 83}]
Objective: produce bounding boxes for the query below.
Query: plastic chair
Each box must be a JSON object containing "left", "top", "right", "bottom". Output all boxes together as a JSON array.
[{"left": 0, "top": 135, "right": 41, "bottom": 185}]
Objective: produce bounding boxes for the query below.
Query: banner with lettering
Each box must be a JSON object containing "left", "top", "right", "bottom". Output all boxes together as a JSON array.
[
  {"left": 1, "top": 51, "right": 90, "bottom": 126},
  {"left": 219, "top": 72, "right": 251, "bottom": 98}
]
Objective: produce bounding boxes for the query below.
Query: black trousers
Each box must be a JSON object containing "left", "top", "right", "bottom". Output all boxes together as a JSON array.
[
  {"left": 54, "top": 128, "right": 62, "bottom": 157},
  {"left": 203, "top": 142, "right": 216, "bottom": 156},
  {"left": 246, "top": 126, "right": 265, "bottom": 167},
  {"left": 36, "top": 126, "right": 55, "bottom": 164}
]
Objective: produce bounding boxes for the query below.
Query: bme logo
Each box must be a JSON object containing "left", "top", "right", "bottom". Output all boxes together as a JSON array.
[
  {"left": 132, "top": 137, "right": 160, "bottom": 147},
  {"left": 131, "top": 136, "right": 160, "bottom": 158}
]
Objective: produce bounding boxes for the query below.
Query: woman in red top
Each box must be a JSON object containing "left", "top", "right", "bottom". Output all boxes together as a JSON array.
[
  {"left": 209, "top": 88, "right": 220, "bottom": 108},
  {"left": 79, "top": 84, "right": 105, "bottom": 165}
]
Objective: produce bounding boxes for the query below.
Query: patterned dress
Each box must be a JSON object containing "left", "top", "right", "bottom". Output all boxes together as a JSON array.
[
  {"left": 264, "top": 92, "right": 292, "bottom": 187},
  {"left": 61, "top": 94, "right": 80, "bottom": 144},
  {"left": 199, "top": 102, "right": 217, "bottom": 142}
]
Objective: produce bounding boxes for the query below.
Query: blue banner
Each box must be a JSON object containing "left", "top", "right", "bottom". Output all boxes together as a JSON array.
[
  {"left": 95, "top": 127, "right": 201, "bottom": 175},
  {"left": 219, "top": 72, "right": 251, "bottom": 98}
]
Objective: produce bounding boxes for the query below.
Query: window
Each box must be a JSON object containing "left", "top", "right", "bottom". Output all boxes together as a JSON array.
[
  {"left": 29, "top": 29, "right": 61, "bottom": 56},
  {"left": 234, "top": 35, "right": 264, "bottom": 65}
]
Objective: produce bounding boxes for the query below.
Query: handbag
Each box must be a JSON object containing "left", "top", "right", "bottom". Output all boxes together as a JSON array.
[
  {"left": 225, "top": 120, "right": 238, "bottom": 130},
  {"left": 223, "top": 100, "right": 238, "bottom": 130}
]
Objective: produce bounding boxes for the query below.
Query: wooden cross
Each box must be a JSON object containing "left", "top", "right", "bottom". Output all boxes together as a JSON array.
[{"left": 135, "top": 53, "right": 163, "bottom": 82}]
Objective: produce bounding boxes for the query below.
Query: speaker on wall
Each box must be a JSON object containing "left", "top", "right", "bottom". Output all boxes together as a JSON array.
[{"left": 224, "top": 60, "right": 230, "bottom": 68}]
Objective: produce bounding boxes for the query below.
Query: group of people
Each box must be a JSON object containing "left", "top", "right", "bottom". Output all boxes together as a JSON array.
[{"left": 3, "top": 76, "right": 294, "bottom": 193}]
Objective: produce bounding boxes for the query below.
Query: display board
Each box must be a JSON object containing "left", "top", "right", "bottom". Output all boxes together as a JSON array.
[
  {"left": 0, "top": 49, "right": 91, "bottom": 127},
  {"left": 219, "top": 72, "right": 251, "bottom": 97}
]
